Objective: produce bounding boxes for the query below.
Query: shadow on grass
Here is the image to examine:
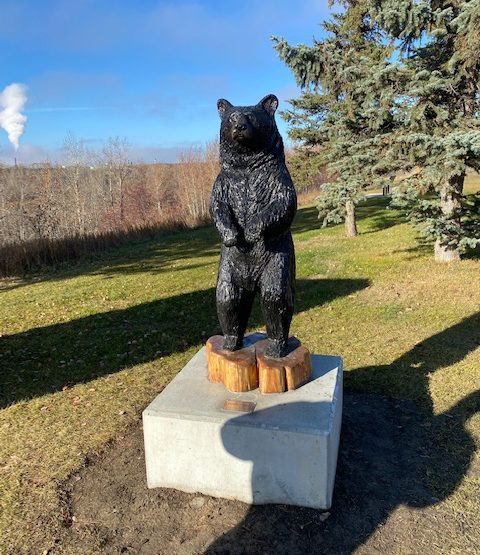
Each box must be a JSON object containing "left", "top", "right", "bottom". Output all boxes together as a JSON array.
[
  {"left": 0, "top": 225, "right": 221, "bottom": 292},
  {"left": 393, "top": 241, "right": 480, "bottom": 261},
  {"left": 1, "top": 205, "right": 323, "bottom": 293},
  {"left": 0, "top": 278, "right": 369, "bottom": 409},
  {"left": 291, "top": 206, "right": 320, "bottom": 235},
  {"left": 291, "top": 197, "right": 402, "bottom": 238},
  {"left": 0, "top": 200, "right": 399, "bottom": 293},
  {"left": 357, "top": 197, "right": 401, "bottom": 234},
  {"left": 464, "top": 244, "right": 480, "bottom": 260},
  {"left": 204, "top": 313, "right": 480, "bottom": 554}
]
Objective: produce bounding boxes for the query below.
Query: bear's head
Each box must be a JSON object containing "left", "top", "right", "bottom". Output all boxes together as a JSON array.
[{"left": 217, "top": 94, "right": 279, "bottom": 154}]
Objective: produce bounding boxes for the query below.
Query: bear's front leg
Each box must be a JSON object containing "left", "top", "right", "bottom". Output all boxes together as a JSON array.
[
  {"left": 211, "top": 201, "right": 239, "bottom": 247},
  {"left": 244, "top": 217, "right": 262, "bottom": 244},
  {"left": 210, "top": 176, "right": 240, "bottom": 247},
  {"left": 245, "top": 180, "right": 297, "bottom": 242}
]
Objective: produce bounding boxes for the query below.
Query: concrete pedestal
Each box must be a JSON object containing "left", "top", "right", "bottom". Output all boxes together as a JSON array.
[{"left": 143, "top": 333, "right": 343, "bottom": 509}]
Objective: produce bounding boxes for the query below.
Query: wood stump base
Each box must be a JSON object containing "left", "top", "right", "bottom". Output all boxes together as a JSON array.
[
  {"left": 206, "top": 335, "right": 312, "bottom": 394},
  {"left": 206, "top": 336, "right": 258, "bottom": 392},
  {"left": 255, "top": 339, "right": 312, "bottom": 394}
]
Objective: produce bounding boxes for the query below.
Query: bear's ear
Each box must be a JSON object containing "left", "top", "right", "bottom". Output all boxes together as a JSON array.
[
  {"left": 217, "top": 99, "right": 233, "bottom": 118},
  {"left": 259, "top": 94, "right": 278, "bottom": 116}
]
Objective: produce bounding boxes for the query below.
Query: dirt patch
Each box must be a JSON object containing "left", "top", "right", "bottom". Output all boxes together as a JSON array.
[{"left": 55, "top": 393, "right": 477, "bottom": 554}]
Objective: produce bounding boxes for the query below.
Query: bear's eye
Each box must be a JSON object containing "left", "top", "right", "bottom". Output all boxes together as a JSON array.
[{"left": 229, "top": 112, "right": 242, "bottom": 123}]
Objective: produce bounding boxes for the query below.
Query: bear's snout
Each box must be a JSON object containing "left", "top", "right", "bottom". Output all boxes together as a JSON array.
[
  {"left": 228, "top": 113, "right": 254, "bottom": 145},
  {"left": 231, "top": 113, "right": 249, "bottom": 132},
  {"left": 232, "top": 120, "right": 249, "bottom": 139}
]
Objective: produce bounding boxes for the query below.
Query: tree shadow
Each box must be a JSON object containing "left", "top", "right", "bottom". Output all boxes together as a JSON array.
[
  {"left": 391, "top": 243, "right": 432, "bottom": 260},
  {"left": 0, "top": 225, "right": 221, "bottom": 293},
  {"left": 291, "top": 206, "right": 321, "bottom": 235},
  {"left": 0, "top": 278, "right": 369, "bottom": 409},
  {"left": 0, "top": 199, "right": 398, "bottom": 294},
  {"left": 395, "top": 242, "right": 480, "bottom": 261},
  {"left": 464, "top": 245, "right": 480, "bottom": 260},
  {"left": 204, "top": 313, "right": 480, "bottom": 554},
  {"left": 291, "top": 199, "right": 401, "bottom": 238},
  {"left": 357, "top": 197, "right": 401, "bottom": 234},
  {"left": 1, "top": 204, "right": 327, "bottom": 293},
  {"left": 359, "top": 211, "right": 400, "bottom": 234}
]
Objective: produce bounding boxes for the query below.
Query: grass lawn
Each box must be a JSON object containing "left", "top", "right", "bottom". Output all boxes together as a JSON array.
[
  {"left": 1, "top": 194, "right": 479, "bottom": 554},
  {"left": 465, "top": 172, "right": 480, "bottom": 194}
]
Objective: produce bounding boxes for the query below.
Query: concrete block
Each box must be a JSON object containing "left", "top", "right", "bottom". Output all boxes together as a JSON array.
[{"left": 143, "top": 333, "right": 343, "bottom": 509}]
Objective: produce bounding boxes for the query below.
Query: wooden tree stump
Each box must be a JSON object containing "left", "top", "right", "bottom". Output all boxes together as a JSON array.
[
  {"left": 206, "top": 336, "right": 258, "bottom": 392},
  {"left": 206, "top": 335, "right": 312, "bottom": 394},
  {"left": 255, "top": 339, "right": 312, "bottom": 394}
]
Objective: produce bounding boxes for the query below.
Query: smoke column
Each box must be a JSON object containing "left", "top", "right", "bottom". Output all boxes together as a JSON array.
[{"left": 0, "top": 83, "right": 28, "bottom": 150}]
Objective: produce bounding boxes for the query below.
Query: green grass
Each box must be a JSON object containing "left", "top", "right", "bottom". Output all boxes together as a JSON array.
[{"left": 1, "top": 198, "right": 479, "bottom": 554}]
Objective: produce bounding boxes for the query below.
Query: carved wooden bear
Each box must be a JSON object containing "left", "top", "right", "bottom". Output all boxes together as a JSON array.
[{"left": 210, "top": 94, "right": 297, "bottom": 358}]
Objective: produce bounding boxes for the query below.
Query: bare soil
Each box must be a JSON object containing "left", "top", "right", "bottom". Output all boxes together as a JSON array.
[{"left": 56, "top": 392, "right": 476, "bottom": 555}]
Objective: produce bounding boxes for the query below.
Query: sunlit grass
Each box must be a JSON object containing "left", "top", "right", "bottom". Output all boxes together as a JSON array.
[{"left": 1, "top": 199, "right": 479, "bottom": 554}]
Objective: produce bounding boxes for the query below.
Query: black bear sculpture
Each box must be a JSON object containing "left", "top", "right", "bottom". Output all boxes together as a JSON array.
[{"left": 210, "top": 94, "right": 297, "bottom": 358}]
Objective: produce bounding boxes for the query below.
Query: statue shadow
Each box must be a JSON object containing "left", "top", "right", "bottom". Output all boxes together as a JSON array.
[
  {"left": 204, "top": 313, "right": 480, "bottom": 554},
  {"left": 0, "top": 278, "right": 369, "bottom": 409}
]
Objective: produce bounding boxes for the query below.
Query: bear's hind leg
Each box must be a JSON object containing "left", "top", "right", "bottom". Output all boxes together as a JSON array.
[
  {"left": 216, "top": 271, "right": 255, "bottom": 351},
  {"left": 259, "top": 255, "right": 294, "bottom": 358}
]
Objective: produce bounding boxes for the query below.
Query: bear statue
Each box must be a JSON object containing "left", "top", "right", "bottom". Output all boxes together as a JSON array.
[{"left": 210, "top": 94, "right": 297, "bottom": 358}]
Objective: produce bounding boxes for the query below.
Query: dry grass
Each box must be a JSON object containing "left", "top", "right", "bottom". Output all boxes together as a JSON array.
[
  {"left": 0, "top": 222, "right": 191, "bottom": 278},
  {"left": 0, "top": 197, "right": 479, "bottom": 554}
]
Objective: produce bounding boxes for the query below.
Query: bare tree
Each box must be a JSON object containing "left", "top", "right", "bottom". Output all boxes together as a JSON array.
[
  {"left": 0, "top": 137, "right": 225, "bottom": 276},
  {"left": 62, "top": 132, "right": 90, "bottom": 235},
  {"left": 175, "top": 141, "right": 218, "bottom": 226},
  {"left": 101, "top": 137, "right": 133, "bottom": 226}
]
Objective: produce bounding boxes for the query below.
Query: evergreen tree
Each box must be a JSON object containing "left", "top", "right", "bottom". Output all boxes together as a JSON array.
[
  {"left": 273, "top": 2, "right": 400, "bottom": 237},
  {"left": 360, "top": 0, "right": 480, "bottom": 260},
  {"left": 285, "top": 146, "right": 326, "bottom": 196}
]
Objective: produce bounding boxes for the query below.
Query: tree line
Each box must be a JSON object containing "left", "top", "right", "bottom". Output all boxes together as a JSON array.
[
  {"left": 0, "top": 136, "right": 218, "bottom": 276},
  {"left": 0, "top": 135, "right": 321, "bottom": 277},
  {"left": 274, "top": 0, "right": 480, "bottom": 262}
]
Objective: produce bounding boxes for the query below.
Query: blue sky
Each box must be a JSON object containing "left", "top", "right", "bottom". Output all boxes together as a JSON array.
[{"left": 0, "top": 0, "right": 330, "bottom": 163}]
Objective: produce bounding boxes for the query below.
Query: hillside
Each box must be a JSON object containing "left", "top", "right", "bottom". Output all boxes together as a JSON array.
[{"left": 0, "top": 196, "right": 479, "bottom": 554}]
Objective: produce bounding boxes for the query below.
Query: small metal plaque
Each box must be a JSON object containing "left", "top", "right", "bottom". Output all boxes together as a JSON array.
[{"left": 223, "top": 399, "right": 256, "bottom": 413}]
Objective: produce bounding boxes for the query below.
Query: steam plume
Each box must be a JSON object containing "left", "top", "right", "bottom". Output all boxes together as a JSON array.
[{"left": 0, "top": 83, "right": 28, "bottom": 150}]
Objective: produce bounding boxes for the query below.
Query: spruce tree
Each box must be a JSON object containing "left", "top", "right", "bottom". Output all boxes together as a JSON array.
[
  {"left": 362, "top": 0, "right": 480, "bottom": 261},
  {"left": 273, "top": 2, "right": 400, "bottom": 237}
]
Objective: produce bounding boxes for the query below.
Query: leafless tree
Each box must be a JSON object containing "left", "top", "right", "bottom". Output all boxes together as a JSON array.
[
  {"left": 101, "top": 137, "right": 133, "bottom": 225},
  {"left": 0, "top": 137, "right": 223, "bottom": 275}
]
